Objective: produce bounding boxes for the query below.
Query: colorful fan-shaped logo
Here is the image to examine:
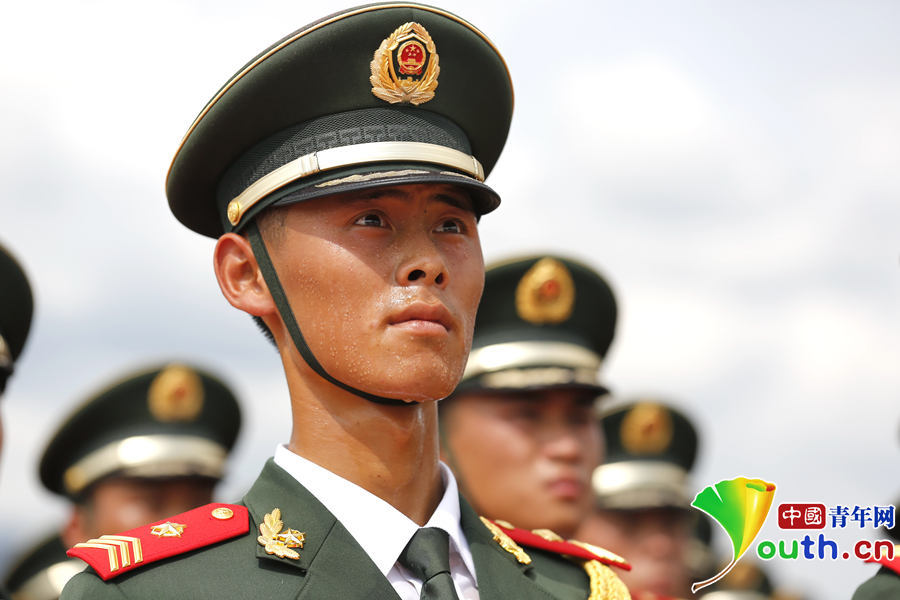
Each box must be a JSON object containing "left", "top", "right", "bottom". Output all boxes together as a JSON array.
[{"left": 691, "top": 476, "right": 776, "bottom": 593}]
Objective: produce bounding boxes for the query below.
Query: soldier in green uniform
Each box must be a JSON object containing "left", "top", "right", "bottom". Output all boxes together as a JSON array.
[
  {"left": 577, "top": 401, "right": 699, "bottom": 599},
  {"left": 4, "top": 363, "right": 241, "bottom": 600},
  {"left": 439, "top": 255, "right": 617, "bottom": 539},
  {"left": 1, "top": 241, "right": 35, "bottom": 600},
  {"left": 61, "top": 4, "right": 629, "bottom": 599}
]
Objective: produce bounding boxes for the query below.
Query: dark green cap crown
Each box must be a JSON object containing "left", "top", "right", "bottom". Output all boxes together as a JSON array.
[
  {"left": 458, "top": 255, "right": 617, "bottom": 394},
  {"left": 40, "top": 363, "right": 242, "bottom": 499},
  {"left": 0, "top": 241, "right": 34, "bottom": 393},
  {"left": 167, "top": 2, "right": 513, "bottom": 237},
  {"left": 592, "top": 400, "right": 698, "bottom": 509}
]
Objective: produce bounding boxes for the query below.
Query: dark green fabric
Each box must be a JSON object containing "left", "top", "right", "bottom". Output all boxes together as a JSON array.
[
  {"left": 398, "top": 528, "right": 458, "bottom": 599},
  {"left": 60, "top": 459, "right": 593, "bottom": 599},
  {"left": 852, "top": 566, "right": 900, "bottom": 599}
]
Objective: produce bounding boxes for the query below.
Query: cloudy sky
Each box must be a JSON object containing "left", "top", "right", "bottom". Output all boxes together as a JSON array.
[{"left": 1, "top": 1, "right": 898, "bottom": 597}]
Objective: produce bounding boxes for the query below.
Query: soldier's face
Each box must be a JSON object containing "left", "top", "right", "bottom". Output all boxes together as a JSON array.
[
  {"left": 263, "top": 183, "right": 484, "bottom": 402},
  {"left": 577, "top": 507, "right": 693, "bottom": 596},
  {"left": 65, "top": 477, "right": 215, "bottom": 545},
  {"left": 440, "top": 388, "right": 601, "bottom": 536}
]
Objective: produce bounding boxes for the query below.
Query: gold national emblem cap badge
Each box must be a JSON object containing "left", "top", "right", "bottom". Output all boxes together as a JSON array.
[
  {"left": 370, "top": 22, "right": 440, "bottom": 105},
  {"left": 515, "top": 257, "right": 576, "bottom": 325},
  {"left": 147, "top": 364, "right": 204, "bottom": 422}
]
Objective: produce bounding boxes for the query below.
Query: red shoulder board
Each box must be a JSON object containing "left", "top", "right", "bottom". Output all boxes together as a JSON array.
[
  {"left": 489, "top": 520, "right": 631, "bottom": 571},
  {"left": 864, "top": 543, "right": 900, "bottom": 575},
  {"left": 67, "top": 503, "right": 248, "bottom": 581}
]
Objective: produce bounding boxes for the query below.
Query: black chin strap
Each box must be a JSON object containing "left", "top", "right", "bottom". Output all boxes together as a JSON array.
[{"left": 246, "top": 222, "right": 411, "bottom": 406}]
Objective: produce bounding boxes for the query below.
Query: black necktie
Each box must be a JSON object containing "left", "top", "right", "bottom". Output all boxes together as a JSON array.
[{"left": 398, "top": 527, "right": 461, "bottom": 600}]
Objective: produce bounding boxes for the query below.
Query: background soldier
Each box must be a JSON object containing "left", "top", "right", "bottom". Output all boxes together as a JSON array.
[
  {"left": 577, "top": 401, "right": 699, "bottom": 598},
  {"left": 4, "top": 363, "right": 241, "bottom": 600},
  {"left": 1, "top": 242, "right": 35, "bottom": 600},
  {"left": 61, "top": 4, "right": 629, "bottom": 599},
  {"left": 439, "top": 254, "right": 617, "bottom": 539},
  {"left": 0, "top": 242, "right": 34, "bottom": 453}
]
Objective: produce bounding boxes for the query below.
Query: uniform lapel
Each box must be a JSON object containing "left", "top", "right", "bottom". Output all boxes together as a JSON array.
[
  {"left": 243, "top": 459, "right": 400, "bottom": 600},
  {"left": 459, "top": 496, "right": 552, "bottom": 600}
]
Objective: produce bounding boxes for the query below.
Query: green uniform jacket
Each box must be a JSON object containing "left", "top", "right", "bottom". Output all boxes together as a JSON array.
[
  {"left": 60, "top": 459, "right": 608, "bottom": 600},
  {"left": 851, "top": 566, "right": 900, "bottom": 599}
]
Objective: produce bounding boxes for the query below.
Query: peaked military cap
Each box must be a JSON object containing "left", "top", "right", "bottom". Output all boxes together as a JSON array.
[
  {"left": 0, "top": 241, "right": 34, "bottom": 394},
  {"left": 167, "top": 3, "right": 514, "bottom": 238},
  {"left": 40, "top": 363, "right": 241, "bottom": 499},
  {"left": 3, "top": 535, "right": 84, "bottom": 600},
  {"left": 592, "top": 400, "right": 698, "bottom": 510},
  {"left": 456, "top": 255, "right": 617, "bottom": 394}
]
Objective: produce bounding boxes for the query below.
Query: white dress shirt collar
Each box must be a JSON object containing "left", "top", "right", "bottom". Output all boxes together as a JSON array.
[{"left": 273, "top": 444, "right": 477, "bottom": 581}]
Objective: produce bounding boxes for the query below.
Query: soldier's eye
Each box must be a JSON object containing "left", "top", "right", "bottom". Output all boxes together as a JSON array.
[
  {"left": 435, "top": 219, "right": 462, "bottom": 233},
  {"left": 354, "top": 213, "right": 385, "bottom": 227}
]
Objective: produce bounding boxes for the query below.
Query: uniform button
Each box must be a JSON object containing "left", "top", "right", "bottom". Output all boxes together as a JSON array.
[{"left": 211, "top": 507, "right": 234, "bottom": 520}]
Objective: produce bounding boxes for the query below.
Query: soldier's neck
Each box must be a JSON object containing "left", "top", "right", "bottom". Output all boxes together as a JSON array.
[{"left": 284, "top": 368, "right": 444, "bottom": 526}]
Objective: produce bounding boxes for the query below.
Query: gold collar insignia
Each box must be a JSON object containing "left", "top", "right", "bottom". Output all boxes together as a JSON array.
[{"left": 258, "top": 508, "right": 305, "bottom": 560}]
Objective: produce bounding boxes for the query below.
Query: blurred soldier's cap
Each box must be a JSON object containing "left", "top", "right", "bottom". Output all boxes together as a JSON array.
[
  {"left": 3, "top": 535, "right": 83, "bottom": 600},
  {"left": 699, "top": 560, "right": 774, "bottom": 600},
  {"left": 0, "top": 241, "right": 34, "bottom": 394},
  {"left": 166, "top": 3, "right": 513, "bottom": 238},
  {"left": 40, "top": 363, "right": 242, "bottom": 500},
  {"left": 455, "top": 255, "right": 617, "bottom": 395},
  {"left": 592, "top": 400, "right": 698, "bottom": 510}
]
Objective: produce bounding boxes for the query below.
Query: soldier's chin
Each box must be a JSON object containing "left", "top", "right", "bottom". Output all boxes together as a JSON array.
[{"left": 357, "top": 372, "right": 460, "bottom": 404}]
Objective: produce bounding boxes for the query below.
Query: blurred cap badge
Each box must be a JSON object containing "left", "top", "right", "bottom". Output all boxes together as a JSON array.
[
  {"left": 621, "top": 402, "right": 673, "bottom": 455},
  {"left": 515, "top": 257, "right": 576, "bottom": 324},
  {"left": 370, "top": 22, "right": 440, "bottom": 105},
  {"left": 148, "top": 364, "right": 204, "bottom": 423}
]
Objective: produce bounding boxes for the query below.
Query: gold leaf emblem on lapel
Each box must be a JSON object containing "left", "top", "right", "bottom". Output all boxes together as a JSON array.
[
  {"left": 479, "top": 517, "right": 531, "bottom": 565},
  {"left": 370, "top": 22, "right": 440, "bottom": 105},
  {"left": 515, "top": 257, "right": 576, "bottom": 324},
  {"left": 257, "top": 508, "right": 305, "bottom": 560}
]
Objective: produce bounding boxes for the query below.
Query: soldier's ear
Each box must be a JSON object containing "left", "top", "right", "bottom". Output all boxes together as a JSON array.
[
  {"left": 213, "top": 233, "right": 277, "bottom": 319},
  {"left": 61, "top": 507, "right": 89, "bottom": 548}
]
